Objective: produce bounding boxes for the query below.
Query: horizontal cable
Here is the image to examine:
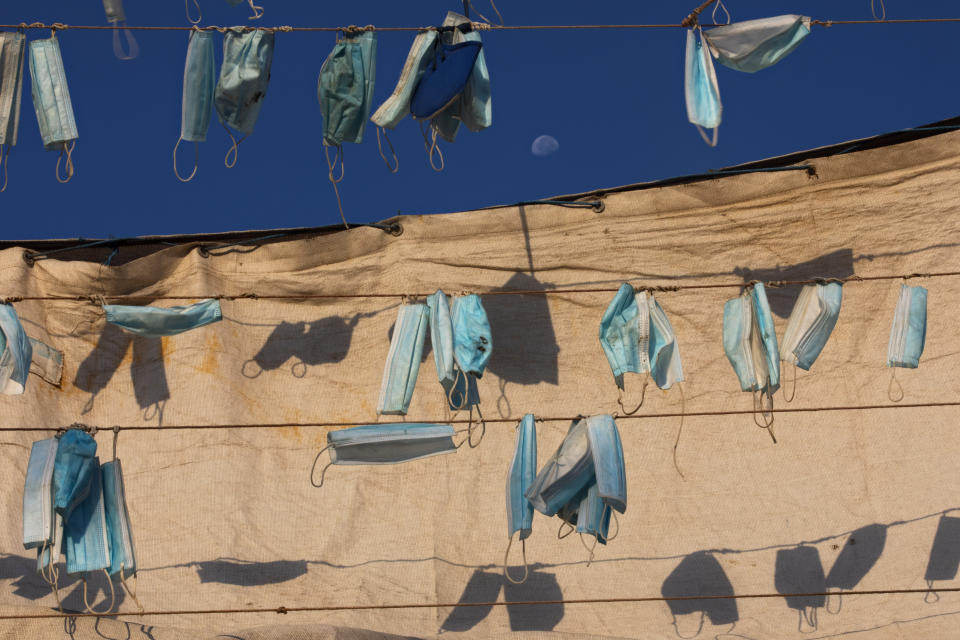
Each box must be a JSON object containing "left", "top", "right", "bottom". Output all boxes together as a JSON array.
[
  {"left": 8, "top": 401, "right": 960, "bottom": 432},
  {"left": 5, "top": 270, "right": 959, "bottom": 304},
  {"left": 2, "top": 586, "right": 958, "bottom": 620},
  {"left": 3, "top": 18, "right": 960, "bottom": 33}
]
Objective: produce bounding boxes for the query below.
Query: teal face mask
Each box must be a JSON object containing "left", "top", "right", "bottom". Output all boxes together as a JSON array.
[
  {"left": 585, "top": 414, "right": 626, "bottom": 515},
  {"left": 378, "top": 303, "right": 429, "bottom": 415},
  {"left": 781, "top": 283, "right": 842, "bottom": 371},
  {"left": 53, "top": 429, "right": 98, "bottom": 520},
  {"left": 0, "top": 32, "right": 25, "bottom": 192},
  {"left": 29, "top": 36, "right": 78, "bottom": 183},
  {"left": 103, "top": 298, "right": 222, "bottom": 337},
  {"left": 703, "top": 15, "right": 811, "bottom": 74},
  {"left": 427, "top": 290, "right": 477, "bottom": 410},
  {"left": 451, "top": 294, "right": 492, "bottom": 378},
  {"left": 215, "top": 28, "right": 274, "bottom": 167},
  {"left": 723, "top": 283, "right": 780, "bottom": 394},
  {"left": 174, "top": 30, "right": 217, "bottom": 182},
  {"left": 525, "top": 418, "right": 594, "bottom": 517},
  {"left": 64, "top": 457, "right": 111, "bottom": 576},
  {"left": 102, "top": 459, "right": 136, "bottom": 580},
  {"left": 318, "top": 31, "right": 377, "bottom": 147},
  {"left": 684, "top": 28, "right": 721, "bottom": 147},
  {"left": 23, "top": 438, "right": 59, "bottom": 549},
  {"left": 504, "top": 414, "right": 537, "bottom": 583},
  {"left": 102, "top": 0, "right": 139, "bottom": 60},
  {"left": 0, "top": 303, "right": 33, "bottom": 395},
  {"left": 370, "top": 30, "right": 438, "bottom": 130},
  {"left": 887, "top": 284, "right": 927, "bottom": 369}
]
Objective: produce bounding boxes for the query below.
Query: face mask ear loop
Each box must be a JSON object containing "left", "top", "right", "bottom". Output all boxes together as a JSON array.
[
  {"left": 752, "top": 389, "right": 777, "bottom": 443},
  {"left": 602, "top": 504, "right": 619, "bottom": 542},
  {"left": 376, "top": 126, "right": 399, "bottom": 173},
  {"left": 310, "top": 445, "right": 333, "bottom": 487},
  {"left": 420, "top": 121, "right": 444, "bottom": 172},
  {"left": 888, "top": 367, "right": 904, "bottom": 403},
  {"left": 246, "top": 0, "right": 265, "bottom": 20},
  {"left": 696, "top": 124, "right": 719, "bottom": 148},
  {"left": 221, "top": 122, "right": 246, "bottom": 169},
  {"left": 467, "top": 0, "right": 505, "bottom": 26},
  {"left": 782, "top": 361, "right": 797, "bottom": 403},
  {"left": 871, "top": 0, "right": 886, "bottom": 21},
  {"left": 0, "top": 145, "right": 8, "bottom": 193},
  {"left": 324, "top": 143, "right": 350, "bottom": 230},
  {"left": 39, "top": 540, "right": 63, "bottom": 611},
  {"left": 502, "top": 534, "right": 529, "bottom": 584},
  {"left": 112, "top": 24, "right": 139, "bottom": 60},
  {"left": 468, "top": 393, "right": 486, "bottom": 448},
  {"left": 112, "top": 425, "right": 119, "bottom": 461},
  {"left": 925, "top": 579, "right": 940, "bottom": 603},
  {"left": 173, "top": 137, "right": 200, "bottom": 182},
  {"left": 579, "top": 533, "right": 598, "bottom": 567},
  {"left": 711, "top": 0, "right": 731, "bottom": 25},
  {"left": 119, "top": 563, "right": 144, "bottom": 614},
  {"left": 672, "top": 382, "right": 686, "bottom": 479},
  {"left": 56, "top": 141, "right": 75, "bottom": 184},
  {"left": 617, "top": 378, "right": 647, "bottom": 416},
  {"left": 447, "top": 366, "right": 468, "bottom": 411},
  {"left": 557, "top": 521, "right": 575, "bottom": 539},
  {"left": 185, "top": 0, "right": 202, "bottom": 25}
]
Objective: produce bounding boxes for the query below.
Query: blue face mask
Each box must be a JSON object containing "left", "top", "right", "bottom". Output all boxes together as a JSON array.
[
  {"left": 53, "top": 429, "right": 97, "bottom": 521},
  {"left": 503, "top": 414, "right": 536, "bottom": 584},
  {"left": 28, "top": 36, "right": 78, "bottom": 182},
  {"left": 0, "top": 303, "right": 33, "bottom": 395},
  {"left": 64, "top": 457, "right": 111, "bottom": 576},
  {"left": 410, "top": 40, "right": 482, "bottom": 121},
  {"left": 102, "top": 0, "right": 139, "bottom": 60},
  {"left": 370, "top": 30, "right": 438, "bottom": 130},
  {"left": 574, "top": 482, "right": 612, "bottom": 545},
  {"left": 318, "top": 31, "right": 377, "bottom": 147},
  {"left": 887, "top": 284, "right": 927, "bottom": 368},
  {"left": 684, "top": 28, "right": 721, "bottom": 147},
  {"left": 781, "top": 283, "right": 842, "bottom": 371},
  {"left": 174, "top": 30, "right": 217, "bottom": 182},
  {"left": 215, "top": 28, "right": 274, "bottom": 166},
  {"left": 23, "top": 438, "right": 59, "bottom": 549},
  {"left": 427, "top": 290, "right": 477, "bottom": 410},
  {"left": 584, "top": 414, "right": 627, "bottom": 515},
  {"left": 101, "top": 460, "right": 136, "bottom": 580},
  {"left": 525, "top": 418, "right": 594, "bottom": 517},
  {"left": 378, "top": 303, "right": 429, "bottom": 415},
  {"left": 0, "top": 32, "right": 25, "bottom": 192},
  {"left": 723, "top": 283, "right": 780, "bottom": 394},
  {"left": 703, "top": 15, "right": 810, "bottom": 73},
  {"left": 451, "top": 294, "right": 492, "bottom": 378},
  {"left": 36, "top": 512, "right": 63, "bottom": 579},
  {"left": 103, "top": 298, "right": 222, "bottom": 338}
]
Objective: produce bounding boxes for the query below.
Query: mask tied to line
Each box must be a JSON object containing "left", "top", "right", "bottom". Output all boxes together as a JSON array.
[
  {"left": 722, "top": 283, "right": 780, "bottom": 441},
  {"left": 0, "top": 31, "right": 26, "bottom": 192},
  {"left": 504, "top": 414, "right": 536, "bottom": 584},
  {"left": 310, "top": 423, "right": 457, "bottom": 487},
  {"left": 780, "top": 282, "right": 842, "bottom": 401},
  {"left": 23, "top": 438, "right": 59, "bottom": 550},
  {"left": 427, "top": 290, "right": 478, "bottom": 411},
  {"left": 451, "top": 294, "right": 491, "bottom": 445},
  {"left": 684, "top": 28, "right": 721, "bottom": 147},
  {"left": 102, "top": 456, "right": 142, "bottom": 612},
  {"left": 174, "top": 29, "right": 216, "bottom": 182},
  {"left": 53, "top": 428, "right": 98, "bottom": 522},
  {"left": 886, "top": 284, "right": 927, "bottom": 401},
  {"left": 103, "top": 299, "right": 222, "bottom": 337},
  {"left": 377, "top": 303, "right": 429, "bottom": 416},
  {"left": 525, "top": 418, "right": 594, "bottom": 517},
  {"left": 102, "top": 0, "right": 139, "bottom": 60},
  {"left": 703, "top": 15, "right": 810, "bottom": 73},
  {"left": 29, "top": 34, "right": 79, "bottom": 183},
  {"left": 0, "top": 303, "right": 33, "bottom": 395},
  {"left": 63, "top": 456, "right": 115, "bottom": 614},
  {"left": 214, "top": 28, "right": 274, "bottom": 168}
]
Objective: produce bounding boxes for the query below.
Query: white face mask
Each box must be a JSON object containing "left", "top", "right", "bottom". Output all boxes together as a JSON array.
[
  {"left": 703, "top": 15, "right": 811, "bottom": 74},
  {"left": 377, "top": 303, "right": 429, "bottom": 416},
  {"left": 781, "top": 282, "right": 843, "bottom": 371},
  {"left": 887, "top": 284, "right": 927, "bottom": 368}
]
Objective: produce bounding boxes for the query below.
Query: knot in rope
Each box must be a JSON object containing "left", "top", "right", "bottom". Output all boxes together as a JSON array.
[
  {"left": 274, "top": 25, "right": 293, "bottom": 32},
  {"left": 766, "top": 280, "right": 787, "bottom": 288},
  {"left": 471, "top": 21, "right": 492, "bottom": 30},
  {"left": 50, "top": 22, "right": 68, "bottom": 33},
  {"left": 276, "top": 606, "right": 289, "bottom": 615},
  {"left": 0, "top": 296, "right": 23, "bottom": 304}
]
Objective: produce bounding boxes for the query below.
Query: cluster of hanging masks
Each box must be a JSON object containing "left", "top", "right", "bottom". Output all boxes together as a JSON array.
[
  {"left": 174, "top": 27, "right": 275, "bottom": 181},
  {"left": 23, "top": 427, "right": 140, "bottom": 613},
  {"left": 504, "top": 414, "right": 626, "bottom": 583},
  {"left": 685, "top": 14, "right": 811, "bottom": 145}
]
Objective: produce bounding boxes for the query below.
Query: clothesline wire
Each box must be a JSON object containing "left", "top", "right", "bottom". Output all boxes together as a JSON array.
[
  {"left": 2, "top": 586, "right": 959, "bottom": 619},
  {"left": 5, "top": 269, "right": 959, "bottom": 304},
  {"left": 3, "top": 18, "right": 960, "bottom": 33},
  {"left": 9, "top": 400, "right": 960, "bottom": 432}
]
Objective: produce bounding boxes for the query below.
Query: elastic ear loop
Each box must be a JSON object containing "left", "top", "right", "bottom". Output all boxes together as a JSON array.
[
  {"left": 246, "top": 0, "right": 265, "bottom": 20},
  {"left": 672, "top": 383, "right": 686, "bottom": 479},
  {"left": 752, "top": 388, "right": 777, "bottom": 443},
  {"left": 323, "top": 143, "right": 350, "bottom": 230},
  {"left": 185, "top": 0, "right": 202, "bottom": 25},
  {"left": 502, "top": 534, "right": 529, "bottom": 584},
  {"left": 310, "top": 445, "right": 333, "bottom": 488},
  {"left": 112, "top": 24, "right": 139, "bottom": 60},
  {"left": 56, "top": 141, "right": 75, "bottom": 184},
  {"left": 376, "top": 126, "right": 399, "bottom": 173},
  {"left": 712, "top": 0, "right": 731, "bottom": 25},
  {"left": 557, "top": 521, "right": 574, "bottom": 539},
  {"left": 696, "top": 125, "right": 719, "bottom": 148},
  {"left": 925, "top": 579, "right": 940, "bottom": 603},
  {"left": 118, "top": 563, "right": 144, "bottom": 614},
  {"left": 420, "top": 121, "right": 444, "bottom": 172},
  {"left": 0, "top": 144, "right": 8, "bottom": 193},
  {"left": 39, "top": 540, "right": 63, "bottom": 611},
  {"left": 579, "top": 532, "right": 598, "bottom": 567},
  {"left": 446, "top": 367, "right": 469, "bottom": 411},
  {"left": 617, "top": 377, "right": 647, "bottom": 416},
  {"left": 221, "top": 122, "right": 247, "bottom": 169},
  {"left": 173, "top": 137, "right": 199, "bottom": 182},
  {"left": 782, "top": 361, "right": 798, "bottom": 403},
  {"left": 871, "top": 0, "right": 886, "bottom": 21},
  {"left": 82, "top": 570, "right": 115, "bottom": 614},
  {"left": 606, "top": 509, "right": 620, "bottom": 542},
  {"left": 467, "top": 391, "right": 486, "bottom": 448},
  {"left": 888, "top": 367, "right": 904, "bottom": 402}
]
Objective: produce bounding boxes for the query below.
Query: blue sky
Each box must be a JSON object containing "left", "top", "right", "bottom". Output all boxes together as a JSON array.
[{"left": 2, "top": 1, "right": 958, "bottom": 239}]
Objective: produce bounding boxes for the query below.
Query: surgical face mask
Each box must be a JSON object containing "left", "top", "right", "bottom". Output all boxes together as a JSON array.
[
  {"left": 215, "top": 28, "right": 274, "bottom": 166},
  {"left": 525, "top": 418, "right": 594, "bottom": 517},
  {"left": 29, "top": 36, "right": 78, "bottom": 182},
  {"left": 0, "top": 32, "right": 25, "bottom": 192},
  {"left": 377, "top": 303, "right": 429, "bottom": 415},
  {"left": 584, "top": 414, "right": 626, "bottom": 515},
  {"left": 53, "top": 429, "right": 97, "bottom": 521},
  {"left": 64, "top": 457, "right": 112, "bottom": 576},
  {"left": 101, "top": 460, "right": 136, "bottom": 579},
  {"left": 370, "top": 30, "right": 438, "bottom": 130},
  {"left": 451, "top": 295, "right": 492, "bottom": 378},
  {"left": 102, "top": 0, "right": 139, "bottom": 60},
  {"left": 23, "top": 438, "right": 59, "bottom": 549},
  {"left": 37, "top": 512, "right": 63, "bottom": 575},
  {"left": 318, "top": 31, "right": 377, "bottom": 147},
  {"left": 28, "top": 336, "right": 64, "bottom": 387},
  {"left": 781, "top": 283, "right": 842, "bottom": 371},
  {"left": 723, "top": 283, "right": 780, "bottom": 394},
  {"left": 574, "top": 482, "right": 612, "bottom": 544},
  {"left": 887, "top": 284, "right": 927, "bottom": 368},
  {"left": 428, "top": 13, "right": 492, "bottom": 144},
  {"left": 410, "top": 40, "right": 482, "bottom": 121},
  {"left": 103, "top": 298, "right": 222, "bottom": 338},
  {"left": 506, "top": 414, "right": 537, "bottom": 541},
  {"left": 0, "top": 303, "right": 33, "bottom": 395},
  {"left": 684, "top": 28, "right": 721, "bottom": 146},
  {"left": 703, "top": 15, "right": 810, "bottom": 73},
  {"left": 427, "top": 290, "right": 477, "bottom": 410},
  {"left": 174, "top": 30, "right": 217, "bottom": 182}
]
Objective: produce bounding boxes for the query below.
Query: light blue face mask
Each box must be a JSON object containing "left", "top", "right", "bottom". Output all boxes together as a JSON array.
[
  {"left": 584, "top": 414, "right": 626, "bottom": 515},
  {"left": 29, "top": 36, "right": 78, "bottom": 183},
  {"left": 101, "top": 460, "right": 136, "bottom": 580},
  {"left": 53, "top": 429, "right": 97, "bottom": 521},
  {"left": 703, "top": 15, "right": 811, "bottom": 74},
  {"left": 723, "top": 283, "right": 780, "bottom": 394},
  {"left": 503, "top": 414, "right": 537, "bottom": 584},
  {"left": 0, "top": 303, "right": 33, "bottom": 395},
  {"left": 23, "top": 438, "right": 59, "bottom": 549},
  {"left": 781, "top": 283, "right": 842, "bottom": 371},
  {"left": 318, "top": 31, "right": 377, "bottom": 147},
  {"left": 174, "top": 30, "right": 217, "bottom": 182},
  {"left": 215, "top": 28, "right": 274, "bottom": 167},
  {"left": 378, "top": 303, "right": 429, "bottom": 415},
  {"left": 684, "top": 28, "right": 722, "bottom": 147},
  {"left": 887, "top": 284, "right": 927, "bottom": 369},
  {"left": 102, "top": 0, "right": 139, "bottom": 60},
  {"left": 36, "top": 511, "right": 63, "bottom": 579},
  {"left": 525, "top": 418, "right": 594, "bottom": 517},
  {"left": 370, "top": 30, "right": 438, "bottom": 130},
  {"left": 64, "top": 457, "right": 111, "bottom": 577},
  {"left": 574, "top": 482, "right": 613, "bottom": 554},
  {"left": 311, "top": 423, "right": 456, "bottom": 487},
  {"left": 0, "top": 32, "right": 25, "bottom": 193},
  {"left": 427, "top": 290, "right": 478, "bottom": 410},
  {"left": 103, "top": 298, "right": 222, "bottom": 338},
  {"left": 451, "top": 294, "right": 492, "bottom": 378}
]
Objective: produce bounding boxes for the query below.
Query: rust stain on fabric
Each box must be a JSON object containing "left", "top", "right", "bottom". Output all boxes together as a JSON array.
[{"left": 198, "top": 334, "right": 222, "bottom": 375}]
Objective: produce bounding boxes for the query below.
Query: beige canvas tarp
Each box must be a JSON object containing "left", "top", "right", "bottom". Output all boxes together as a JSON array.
[{"left": 2, "top": 127, "right": 960, "bottom": 640}]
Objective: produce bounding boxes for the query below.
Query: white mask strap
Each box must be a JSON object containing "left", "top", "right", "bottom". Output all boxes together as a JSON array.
[
  {"left": 112, "top": 25, "right": 139, "bottom": 60},
  {"left": 56, "top": 141, "right": 75, "bottom": 184},
  {"left": 672, "top": 382, "right": 686, "bottom": 479},
  {"left": 0, "top": 145, "right": 8, "bottom": 193},
  {"left": 376, "top": 126, "right": 399, "bottom": 173},
  {"left": 119, "top": 562, "right": 144, "bottom": 614},
  {"left": 310, "top": 445, "right": 333, "bottom": 488},
  {"left": 782, "top": 361, "right": 798, "bottom": 403},
  {"left": 752, "top": 388, "right": 777, "bottom": 443},
  {"left": 888, "top": 367, "right": 904, "bottom": 402},
  {"left": 323, "top": 143, "right": 350, "bottom": 230},
  {"left": 185, "top": 0, "right": 202, "bottom": 25},
  {"left": 502, "top": 534, "right": 529, "bottom": 584},
  {"left": 173, "top": 137, "right": 200, "bottom": 183},
  {"left": 221, "top": 121, "right": 247, "bottom": 169}
]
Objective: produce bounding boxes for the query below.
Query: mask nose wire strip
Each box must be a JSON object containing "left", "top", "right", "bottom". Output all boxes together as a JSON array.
[
  {"left": 888, "top": 368, "right": 904, "bottom": 402},
  {"left": 172, "top": 137, "right": 199, "bottom": 182},
  {"left": 782, "top": 361, "right": 798, "bottom": 403},
  {"left": 672, "top": 383, "right": 686, "bottom": 479},
  {"left": 502, "top": 535, "right": 529, "bottom": 584},
  {"left": 0, "top": 145, "right": 8, "bottom": 193},
  {"left": 309, "top": 445, "right": 333, "bottom": 488},
  {"left": 323, "top": 144, "right": 350, "bottom": 230},
  {"left": 376, "top": 126, "right": 399, "bottom": 173},
  {"left": 56, "top": 141, "right": 75, "bottom": 184},
  {"left": 119, "top": 563, "right": 144, "bottom": 614},
  {"left": 185, "top": 0, "right": 202, "bottom": 25}
]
